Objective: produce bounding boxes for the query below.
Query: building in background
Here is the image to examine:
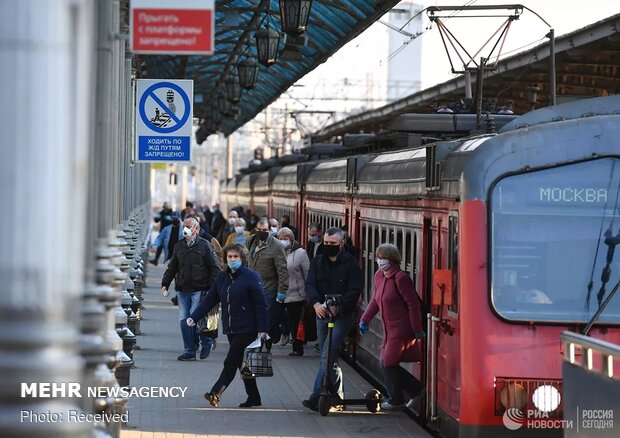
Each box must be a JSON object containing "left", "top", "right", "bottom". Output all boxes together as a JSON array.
[{"left": 387, "top": 1, "right": 423, "bottom": 101}]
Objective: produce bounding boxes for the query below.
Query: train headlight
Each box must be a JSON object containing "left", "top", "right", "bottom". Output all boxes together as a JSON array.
[
  {"left": 500, "top": 382, "right": 528, "bottom": 409},
  {"left": 532, "top": 385, "right": 561, "bottom": 412}
]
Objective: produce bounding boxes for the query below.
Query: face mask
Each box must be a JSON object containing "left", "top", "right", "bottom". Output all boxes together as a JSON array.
[
  {"left": 227, "top": 260, "right": 242, "bottom": 270},
  {"left": 377, "top": 258, "right": 392, "bottom": 271},
  {"left": 228, "top": 218, "right": 236, "bottom": 225},
  {"left": 183, "top": 227, "right": 192, "bottom": 238},
  {"left": 279, "top": 239, "right": 290, "bottom": 248},
  {"left": 257, "top": 231, "right": 269, "bottom": 241},
  {"left": 309, "top": 235, "right": 319, "bottom": 243},
  {"left": 235, "top": 226, "right": 244, "bottom": 233},
  {"left": 270, "top": 227, "right": 278, "bottom": 235},
  {"left": 322, "top": 245, "right": 340, "bottom": 258}
]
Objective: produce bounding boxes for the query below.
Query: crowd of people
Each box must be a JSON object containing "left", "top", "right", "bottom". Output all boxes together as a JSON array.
[{"left": 150, "top": 201, "right": 425, "bottom": 412}]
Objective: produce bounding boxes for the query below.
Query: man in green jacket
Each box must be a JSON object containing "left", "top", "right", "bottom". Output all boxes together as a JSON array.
[{"left": 247, "top": 217, "right": 289, "bottom": 347}]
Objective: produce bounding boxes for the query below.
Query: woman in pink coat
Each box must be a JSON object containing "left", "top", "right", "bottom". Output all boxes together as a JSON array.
[{"left": 359, "top": 243, "right": 425, "bottom": 410}]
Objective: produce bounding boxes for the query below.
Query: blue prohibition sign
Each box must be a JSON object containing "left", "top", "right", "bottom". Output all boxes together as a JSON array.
[{"left": 139, "top": 82, "right": 191, "bottom": 134}]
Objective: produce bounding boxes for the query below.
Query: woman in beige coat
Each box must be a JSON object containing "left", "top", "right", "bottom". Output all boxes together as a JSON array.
[{"left": 277, "top": 227, "right": 310, "bottom": 356}]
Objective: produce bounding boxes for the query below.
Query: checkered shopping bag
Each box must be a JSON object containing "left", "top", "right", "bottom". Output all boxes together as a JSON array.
[{"left": 240, "top": 339, "right": 273, "bottom": 378}]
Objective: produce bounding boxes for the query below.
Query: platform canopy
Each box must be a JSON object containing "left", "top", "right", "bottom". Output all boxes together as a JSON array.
[{"left": 135, "top": 0, "right": 402, "bottom": 138}]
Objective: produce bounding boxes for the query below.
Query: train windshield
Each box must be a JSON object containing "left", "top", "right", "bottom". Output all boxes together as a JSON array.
[{"left": 491, "top": 158, "right": 620, "bottom": 324}]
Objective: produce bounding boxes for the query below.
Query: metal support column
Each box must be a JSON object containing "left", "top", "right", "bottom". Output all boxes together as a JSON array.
[{"left": 548, "top": 28, "right": 556, "bottom": 106}]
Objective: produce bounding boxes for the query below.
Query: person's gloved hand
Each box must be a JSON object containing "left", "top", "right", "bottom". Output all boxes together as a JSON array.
[
  {"left": 359, "top": 321, "right": 369, "bottom": 336},
  {"left": 276, "top": 292, "right": 286, "bottom": 303},
  {"left": 161, "top": 286, "right": 169, "bottom": 297},
  {"left": 414, "top": 331, "right": 426, "bottom": 340},
  {"left": 186, "top": 317, "right": 195, "bottom": 327}
]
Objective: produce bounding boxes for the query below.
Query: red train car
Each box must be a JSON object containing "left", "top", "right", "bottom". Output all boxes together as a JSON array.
[{"left": 226, "top": 96, "right": 620, "bottom": 437}]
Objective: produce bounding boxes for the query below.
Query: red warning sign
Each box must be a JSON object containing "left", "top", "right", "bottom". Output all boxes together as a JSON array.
[{"left": 130, "top": 0, "right": 214, "bottom": 55}]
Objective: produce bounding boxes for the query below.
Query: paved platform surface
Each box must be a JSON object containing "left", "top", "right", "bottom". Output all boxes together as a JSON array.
[{"left": 122, "top": 263, "right": 431, "bottom": 438}]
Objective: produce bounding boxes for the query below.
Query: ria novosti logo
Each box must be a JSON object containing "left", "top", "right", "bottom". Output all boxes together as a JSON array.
[{"left": 503, "top": 408, "right": 526, "bottom": 430}]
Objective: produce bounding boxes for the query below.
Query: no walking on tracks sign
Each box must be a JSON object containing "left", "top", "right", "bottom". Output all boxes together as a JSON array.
[{"left": 135, "top": 79, "right": 193, "bottom": 163}]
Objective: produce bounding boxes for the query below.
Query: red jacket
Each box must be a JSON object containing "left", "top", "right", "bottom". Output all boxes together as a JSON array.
[{"left": 361, "top": 267, "right": 423, "bottom": 367}]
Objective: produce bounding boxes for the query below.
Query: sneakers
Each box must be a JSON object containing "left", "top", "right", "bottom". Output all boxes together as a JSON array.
[
  {"left": 279, "top": 333, "right": 290, "bottom": 346},
  {"left": 204, "top": 392, "right": 220, "bottom": 407},
  {"left": 177, "top": 352, "right": 196, "bottom": 361},
  {"left": 302, "top": 399, "right": 318, "bottom": 412},
  {"left": 199, "top": 344, "right": 212, "bottom": 360},
  {"left": 149, "top": 259, "right": 158, "bottom": 266},
  {"left": 381, "top": 400, "right": 405, "bottom": 410},
  {"left": 239, "top": 399, "right": 262, "bottom": 408}
]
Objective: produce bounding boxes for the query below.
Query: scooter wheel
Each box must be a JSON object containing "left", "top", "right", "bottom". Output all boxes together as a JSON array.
[
  {"left": 365, "top": 389, "right": 382, "bottom": 413},
  {"left": 318, "top": 395, "right": 331, "bottom": 416}
]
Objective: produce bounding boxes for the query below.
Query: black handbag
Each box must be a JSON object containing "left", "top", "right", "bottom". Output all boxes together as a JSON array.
[{"left": 240, "top": 338, "right": 273, "bottom": 378}]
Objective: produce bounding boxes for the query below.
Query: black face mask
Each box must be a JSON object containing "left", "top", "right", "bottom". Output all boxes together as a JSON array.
[
  {"left": 256, "top": 231, "right": 269, "bottom": 241},
  {"left": 322, "top": 245, "right": 340, "bottom": 258}
]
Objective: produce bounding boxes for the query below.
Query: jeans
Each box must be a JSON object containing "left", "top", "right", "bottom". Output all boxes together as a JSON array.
[
  {"left": 310, "top": 311, "right": 355, "bottom": 402},
  {"left": 381, "top": 360, "right": 424, "bottom": 405},
  {"left": 211, "top": 333, "right": 261, "bottom": 402},
  {"left": 177, "top": 291, "right": 202, "bottom": 355}
]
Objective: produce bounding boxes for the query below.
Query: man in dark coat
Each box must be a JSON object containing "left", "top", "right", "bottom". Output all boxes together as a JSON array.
[
  {"left": 161, "top": 217, "right": 221, "bottom": 361},
  {"left": 305, "top": 222, "right": 323, "bottom": 261},
  {"left": 302, "top": 227, "right": 362, "bottom": 412}
]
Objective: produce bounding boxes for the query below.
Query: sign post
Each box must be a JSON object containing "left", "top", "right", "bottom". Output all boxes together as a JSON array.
[
  {"left": 135, "top": 79, "right": 193, "bottom": 163},
  {"left": 130, "top": 0, "right": 214, "bottom": 55}
]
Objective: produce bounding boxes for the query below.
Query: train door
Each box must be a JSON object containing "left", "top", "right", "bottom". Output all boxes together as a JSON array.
[
  {"left": 422, "top": 217, "right": 435, "bottom": 421},
  {"left": 425, "top": 213, "right": 461, "bottom": 426}
]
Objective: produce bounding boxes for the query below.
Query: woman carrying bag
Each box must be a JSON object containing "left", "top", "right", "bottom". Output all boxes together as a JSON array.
[
  {"left": 187, "top": 243, "right": 269, "bottom": 408},
  {"left": 359, "top": 243, "right": 426, "bottom": 410}
]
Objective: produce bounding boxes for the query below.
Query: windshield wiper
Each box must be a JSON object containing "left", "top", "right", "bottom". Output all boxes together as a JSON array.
[
  {"left": 583, "top": 278, "right": 620, "bottom": 335},
  {"left": 596, "top": 229, "right": 620, "bottom": 307}
]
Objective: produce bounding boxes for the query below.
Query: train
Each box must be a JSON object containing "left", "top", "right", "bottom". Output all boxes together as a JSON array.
[{"left": 220, "top": 96, "right": 620, "bottom": 437}]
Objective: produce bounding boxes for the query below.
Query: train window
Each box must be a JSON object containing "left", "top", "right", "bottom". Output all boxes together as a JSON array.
[
  {"left": 404, "top": 230, "right": 413, "bottom": 274},
  {"left": 490, "top": 158, "right": 620, "bottom": 324},
  {"left": 448, "top": 215, "right": 459, "bottom": 313}
]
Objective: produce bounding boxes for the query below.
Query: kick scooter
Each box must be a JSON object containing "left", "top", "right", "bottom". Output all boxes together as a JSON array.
[{"left": 317, "top": 294, "right": 383, "bottom": 416}]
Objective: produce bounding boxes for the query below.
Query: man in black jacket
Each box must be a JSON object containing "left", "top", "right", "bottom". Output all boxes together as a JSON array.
[
  {"left": 161, "top": 217, "right": 221, "bottom": 361},
  {"left": 302, "top": 227, "right": 362, "bottom": 412}
]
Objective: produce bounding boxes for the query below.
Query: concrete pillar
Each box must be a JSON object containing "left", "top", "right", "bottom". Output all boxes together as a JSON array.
[{"left": 0, "top": 0, "right": 95, "bottom": 436}]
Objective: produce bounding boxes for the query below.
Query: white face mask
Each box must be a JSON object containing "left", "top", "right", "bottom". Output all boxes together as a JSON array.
[
  {"left": 271, "top": 227, "right": 278, "bottom": 235},
  {"left": 279, "top": 239, "right": 290, "bottom": 248},
  {"left": 228, "top": 217, "right": 236, "bottom": 225},
  {"left": 183, "top": 227, "right": 192, "bottom": 238},
  {"left": 235, "top": 226, "right": 244, "bottom": 233},
  {"left": 377, "top": 258, "right": 391, "bottom": 271}
]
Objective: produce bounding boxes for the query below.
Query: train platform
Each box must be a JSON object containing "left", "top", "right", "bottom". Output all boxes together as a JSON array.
[{"left": 121, "top": 263, "right": 431, "bottom": 438}]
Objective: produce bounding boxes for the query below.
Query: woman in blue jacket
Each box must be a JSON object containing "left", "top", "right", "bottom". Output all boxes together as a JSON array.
[{"left": 187, "top": 243, "right": 269, "bottom": 408}]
